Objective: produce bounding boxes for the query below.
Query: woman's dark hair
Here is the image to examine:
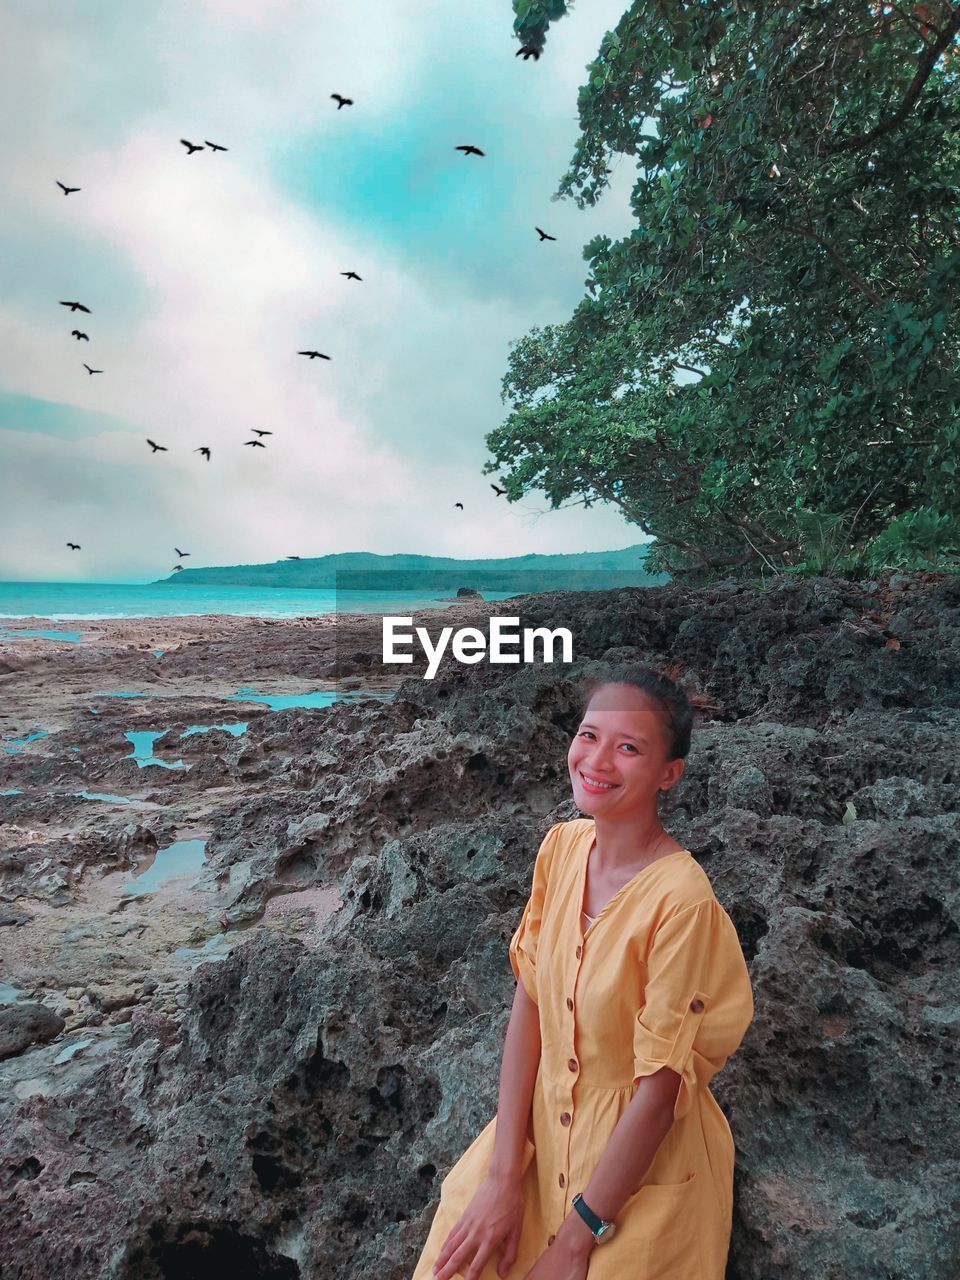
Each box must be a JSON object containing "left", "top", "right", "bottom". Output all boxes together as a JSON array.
[{"left": 576, "top": 664, "right": 695, "bottom": 764}]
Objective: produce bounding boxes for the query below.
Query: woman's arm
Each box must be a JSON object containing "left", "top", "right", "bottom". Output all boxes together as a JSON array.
[
  {"left": 551, "top": 1066, "right": 682, "bottom": 1258},
  {"left": 487, "top": 979, "right": 543, "bottom": 1182}
]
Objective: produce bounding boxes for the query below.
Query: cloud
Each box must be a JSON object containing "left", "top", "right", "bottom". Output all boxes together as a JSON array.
[{"left": 0, "top": 0, "right": 645, "bottom": 581}]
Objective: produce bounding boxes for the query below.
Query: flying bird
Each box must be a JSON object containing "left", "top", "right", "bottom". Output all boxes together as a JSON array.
[
  {"left": 298, "top": 350, "right": 331, "bottom": 360},
  {"left": 60, "top": 300, "right": 91, "bottom": 313},
  {"left": 244, "top": 439, "right": 266, "bottom": 447},
  {"left": 146, "top": 439, "right": 167, "bottom": 453},
  {"left": 180, "top": 139, "right": 204, "bottom": 154},
  {"left": 57, "top": 181, "right": 81, "bottom": 195},
  {"left": 286, "top": 555, "right": 301, "bottom": 560},
  {"left": 331, "top": 93, "right": 353, "bottom": 109},
  {"left": 251, "top": 429, "right": 272, "bottom": 437},
  {"left": 455, "top": 502, "right": 464, "bottom": 510},
  {"left": 535, "top": 227, "right": 556, "bottom": 241},
  {"left": 516, "top": 44, "right": 541, "bottom": 60},
  {"left": 66, "top": 542, "right": 81, "bottom": 550},
  {"left": 204, "top": 140, "right": 228, "bottom": 152},
  {"left": 171, "top": 565, "right": 184, "bottom": 572},
  {"left": 490, "top": 483, "right": 506, "bottom": 496},
  {"left": 71, "top": 330, "right": 89, "bottom": 341},
  {"left": 455, "top": 145, "right": 485, "bottom": 157},
  {"left": 174, "top": 547, "right": 190, "bottom": 558},
  {"left": 83, "top": 363, "right": 102, "bottom": 375},
  {"left": 341, "top": 271, "right": 362, "bottom": 281},
  {"left": 195, "top": 447, "right": 211, "bottom": 460}
]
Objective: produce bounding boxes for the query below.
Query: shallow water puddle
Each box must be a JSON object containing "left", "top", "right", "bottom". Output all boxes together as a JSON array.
[
  {"left": 124, "top": 730, "right": 189, "bottom": 770},
  {"left": 94, "top": 691, "right": 148, "bottom": 699},
  {"left": 0, "top": 627, "right": 88, "bottom": 643},
  {"left": 121, "top": 838, "right": 208, "bottom": 897},
  {"left": 0, "top": 982, "right": 27, "bottom": 1004},
  {"left": 1, "top": 789, "right": 22, "bottom": 796},
  {"left": 181, "top": 722, "right": 249, "bottom": 738},
  {"left": 227, "top": 687, "right": 339, "bottom": 711},
  {"left": 76, "top": 790, "right": 132, "bottom": 804},
  {"left": 226, "top": 687, "right": 392, "bottom": 711},
  {"left": 53, "top": 1038, "right": 94, "bottom": 1064},
  {"left": 1, "top": 730, "right": 49, "bottom": 755}
]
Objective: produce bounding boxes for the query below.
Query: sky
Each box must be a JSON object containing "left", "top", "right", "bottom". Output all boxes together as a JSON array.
[{"left": 0, "top": 0, "right": 647, "bottom": 583}]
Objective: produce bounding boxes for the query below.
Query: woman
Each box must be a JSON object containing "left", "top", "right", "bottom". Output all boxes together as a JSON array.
[{"left": 412, "top": 666, "right": 754, "bottom": 1280}]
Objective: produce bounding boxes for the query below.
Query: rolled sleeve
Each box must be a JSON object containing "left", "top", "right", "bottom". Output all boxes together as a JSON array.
[
  {"left": 632, "top": 897, "right": 754, "bottom": 1122},
  {"left": 508, "top": 822, "right": 564, "bottom": 1006}
]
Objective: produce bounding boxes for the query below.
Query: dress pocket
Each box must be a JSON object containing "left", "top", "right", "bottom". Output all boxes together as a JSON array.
[{"left": 588, "top": 1170, "right": 700, "bottom": 1280}]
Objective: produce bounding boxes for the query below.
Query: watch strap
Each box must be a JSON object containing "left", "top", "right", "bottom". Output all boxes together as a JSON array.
[{"left": 572, "top": 1192, "right": 613, "bottom": 1241}]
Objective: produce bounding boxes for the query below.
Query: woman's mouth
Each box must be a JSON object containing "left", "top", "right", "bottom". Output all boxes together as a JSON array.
[{"left": 579, "top": 772, "right": 619, "bottom": 794}]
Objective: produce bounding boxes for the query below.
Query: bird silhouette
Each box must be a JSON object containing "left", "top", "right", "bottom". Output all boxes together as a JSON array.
[
  {"left": 244, "top": 440, "right": 266, "bottom": 448},
  {"left": 298, "top": 350, "right": 331, "bottom": 360},
  {"left": 455, "top": 145, "right": 485, "bottom": 156},
  {"left": 180, "top": 139, "right": 204, "bottom": 154},
  {"left": 455, "top": 502, "right": 464, "bottom": 510},
  {"left": 251, "top": 429, "right": 272, "bottom": 437},
  {"left": 57, "top": 181, "right": 81, "bottom": 195},
  {"left": 331, "top": 94, "right": 353, "bottom": 109},
  {"left": 83, "top": 363, "right": 102, "bottom": 375},
  {"left": 66, "top": 542, "right": 81, "bottom": 550},
  {"left": 60, "top": 300, "right": 91, "bottom": 313},
  {"left": 204, "top": 140, "right": 228, "bottom": 152},
  {"left": 490, "top": 483, "right": 506, "bottom": 496},
  {"left": 535, "top": 227, "right": 556, "bottom": 241},
  {"left": 71, "top": 330, "right": 89, "bottom": 341},
  {"left": 341, "top": 271, "right": 362, "bottom": 281},
  {"left": 171, "top": 564, "right": 184, "bottom": 572},
  {"left": 195, "top": 447, "right": 211, "bottom": 460},
  {"left": 286, "top": 555, "right": 301, "bottom": 560},
  {"left": 146, "top": 439, "right": 167, "bottom": 453},
  {"left": 516, "top": 44, "right": 541, "bottom": 60},
  {"left": 174, "top": 547, "right": 190, "bottom": 558}
]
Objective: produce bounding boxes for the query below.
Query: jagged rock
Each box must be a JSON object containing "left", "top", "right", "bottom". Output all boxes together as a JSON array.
[
  {"left": 0, "top": 573, "right": 958, "bottom": 1278},
  {"left": 0, "top": 1003, "right": 65, "bottom": 1060}
]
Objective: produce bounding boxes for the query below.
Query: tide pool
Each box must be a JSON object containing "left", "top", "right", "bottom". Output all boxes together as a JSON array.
[
  {"left": 0, "top": 626, "right": 88, "bottom": 643},
  {"left": 1, "top": 730, "right": 48, "bottom": 755},
  {"left": 122, "top": 838, "right": 207, "bottom": 897},
  {"left": 77, "top": 790, "right": 132, "bottom": 803},
  {"left": 124, "top": 730, "right": 189, "bottom": 771},
  {"left": 181, "top": 722, "right": 249, "bottom": 738}
]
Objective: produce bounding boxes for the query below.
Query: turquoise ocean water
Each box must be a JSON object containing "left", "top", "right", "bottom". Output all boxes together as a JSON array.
[{"left": 0, "top": 581, "right": 520, "bottom": 620}]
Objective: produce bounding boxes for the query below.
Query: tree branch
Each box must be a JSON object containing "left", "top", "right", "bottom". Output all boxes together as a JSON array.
[{"left": 826, "top": 6, "right": 960, "bottom": 155}]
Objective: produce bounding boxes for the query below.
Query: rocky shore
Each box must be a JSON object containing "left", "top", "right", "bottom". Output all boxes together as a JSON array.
[{"left": 1, "top": 573, "right": 958, "bottom": 1278}]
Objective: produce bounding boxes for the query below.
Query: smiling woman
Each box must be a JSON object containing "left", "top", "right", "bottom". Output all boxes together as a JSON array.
[{"left": 412, "top": 665, "right": 754, "bottom": 1280}]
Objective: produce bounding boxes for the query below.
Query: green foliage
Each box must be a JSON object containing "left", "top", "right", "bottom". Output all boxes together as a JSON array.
[{"left": 495, "top": 1, "right": 960, "bottom": 580}]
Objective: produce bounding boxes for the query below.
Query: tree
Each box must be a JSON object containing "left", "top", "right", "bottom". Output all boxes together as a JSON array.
[{"left": 487, "top": 1, "right": 960, "bottom": 580}]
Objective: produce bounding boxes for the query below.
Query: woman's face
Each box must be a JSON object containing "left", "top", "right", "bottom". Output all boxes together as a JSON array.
[{"left": 567, "top": 684, "right": 683, "bottom": 821}]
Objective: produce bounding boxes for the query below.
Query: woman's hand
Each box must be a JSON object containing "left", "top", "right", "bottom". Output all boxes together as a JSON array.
[
  {"left": 432, "top": 1169, "right": 527, "bottom": 1280},
  {"left": 521, "top": 1225, "right": 593, "bottom": 1280}
]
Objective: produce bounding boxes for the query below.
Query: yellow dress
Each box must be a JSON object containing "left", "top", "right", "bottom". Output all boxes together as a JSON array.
[{"left": 412, "top": 819, "right": 755, "bottom": 1280}]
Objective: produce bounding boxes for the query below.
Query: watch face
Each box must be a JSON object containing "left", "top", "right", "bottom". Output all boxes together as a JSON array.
[{"left": 597, "top": 1222, "right": 616, "bottom": 1242}]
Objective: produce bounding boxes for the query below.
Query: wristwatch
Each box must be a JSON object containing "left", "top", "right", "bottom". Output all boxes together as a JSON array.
[{"left": 572, "top": 1192, "right": 616, "bottom": 1244}]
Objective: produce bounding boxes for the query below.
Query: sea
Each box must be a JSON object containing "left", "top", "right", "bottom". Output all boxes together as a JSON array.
[{"left": 0, "top": 581, "right": 521, "bottom": 621}]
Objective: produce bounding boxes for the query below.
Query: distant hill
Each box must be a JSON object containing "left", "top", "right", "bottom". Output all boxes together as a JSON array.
[{"left": 153, "top": 545, "right": 671, "bottom": 593}]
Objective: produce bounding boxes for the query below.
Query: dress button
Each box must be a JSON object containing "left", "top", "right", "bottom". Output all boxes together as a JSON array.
[
  {"left": 547, "top": 1234, "right": 556, "bottom": 1246},
  {"left": 560, "top": 1111, "right": 571, "bottom": 1126},
  {"left": 568, "top": 1058, "right": 577, "bottom": 1072},
  {"left": 566, "top": 997, "right": 573, "bottom": 1010},
  {"left": 558, "top": 1173, "right": 565, "bottom": 1188},
  {"left": 575, "top": 945, "right": 582, "bottom": 958},
  {"left": 690, "top": 998, "right": 705, "bottom": 1013}
]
